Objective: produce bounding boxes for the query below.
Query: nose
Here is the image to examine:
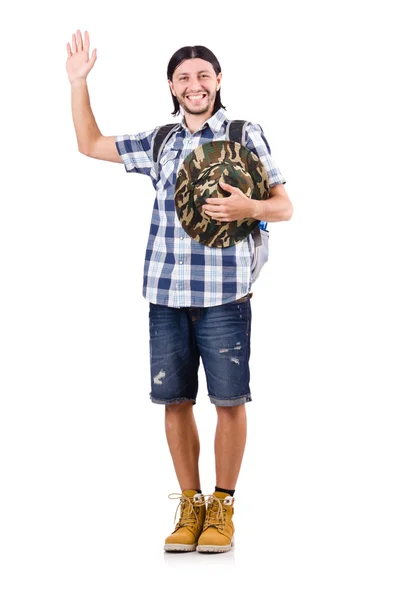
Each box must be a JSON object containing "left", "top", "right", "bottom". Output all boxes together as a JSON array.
[{"left": 186, "top": 75, "right": 206, "bottom": 90}]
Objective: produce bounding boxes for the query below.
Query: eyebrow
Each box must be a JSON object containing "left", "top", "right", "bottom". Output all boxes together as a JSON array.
[{"left": 177, "top": 70, "right": 212, "bottom": 76}]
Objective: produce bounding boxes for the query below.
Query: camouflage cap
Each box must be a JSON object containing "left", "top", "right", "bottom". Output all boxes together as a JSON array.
[{"left": 174, "top": 140, "right": 270, "bottom": 248}]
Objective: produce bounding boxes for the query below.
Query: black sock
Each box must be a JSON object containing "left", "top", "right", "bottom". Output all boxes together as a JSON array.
[{"left": 215, "top": 486, "right": 235, "bottom": 497}]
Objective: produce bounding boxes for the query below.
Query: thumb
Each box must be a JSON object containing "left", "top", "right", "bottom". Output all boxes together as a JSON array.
[{"left": 88, "top": 48, "right": 97, "bottom": 68}]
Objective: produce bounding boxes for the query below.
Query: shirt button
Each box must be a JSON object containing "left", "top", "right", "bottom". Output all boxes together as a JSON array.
[
  {"left": 180, "top": 236, "right": 184, "bottom": 240},
  {"left": 179, "top": 260, "right": 183, "bottom": 265}
]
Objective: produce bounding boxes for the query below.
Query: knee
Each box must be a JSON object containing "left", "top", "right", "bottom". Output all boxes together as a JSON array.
[
  {"left": 165, "top": 401, "right": 194, "bottom": 430},
  {"left": 215, "top": 404, "right": 246, "bottom": 420},
  {"left": 165, "top": 401, "right": 194, "bottom": 415}
]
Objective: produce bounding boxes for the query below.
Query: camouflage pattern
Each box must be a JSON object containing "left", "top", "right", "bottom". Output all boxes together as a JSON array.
[{"left": 174, "top": 141, "right": 270, "bottom": 248}]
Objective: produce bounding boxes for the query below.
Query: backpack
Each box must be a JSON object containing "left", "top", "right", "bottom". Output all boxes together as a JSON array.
[{"left": 152, "top": 120, "right": 270, "bottom": 283}]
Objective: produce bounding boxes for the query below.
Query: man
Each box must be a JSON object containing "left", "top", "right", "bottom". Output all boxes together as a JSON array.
[{"left": 66, "top": 29, "right": 293, "bottom": 554}]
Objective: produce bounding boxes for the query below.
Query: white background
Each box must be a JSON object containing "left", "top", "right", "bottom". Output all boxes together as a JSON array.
[{"left": 1, "top": 0, "right": 396, "bottom": 598}]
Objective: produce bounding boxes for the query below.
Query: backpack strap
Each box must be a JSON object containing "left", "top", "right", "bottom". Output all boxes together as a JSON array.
[
  {"left": 226, "top": 120, "right": 270, "bottom": 232},
  {"left": 226, "top": 119, "right": 272, "bottom": 154},
  {"left": 225, "top": 120, "right": 249, "bottom": 146},
  {"left": 251, "top": 225, "right": 264, "bottom": 246},
  {"left": 152, "top": 123, "right": 180, "bottom": 178}
]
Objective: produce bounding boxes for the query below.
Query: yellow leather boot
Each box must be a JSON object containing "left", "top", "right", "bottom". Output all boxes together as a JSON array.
[
  {"left": 197, "top": 492, "right": 235, "bottom": 553},
  {"left": 164, "top": 490, "right": 206, "bottom": 552}
]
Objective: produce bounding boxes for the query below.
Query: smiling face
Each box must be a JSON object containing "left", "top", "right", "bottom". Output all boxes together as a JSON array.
[{"left": 169, "top": 58, "right": 222, "bottom": 118}]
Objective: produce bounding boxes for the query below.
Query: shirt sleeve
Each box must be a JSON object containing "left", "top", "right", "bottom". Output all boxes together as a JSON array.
[
  {"left": 114, "top": 128, "right": 157, "bottom": 177},
  {"left": 245, "top": 123, "right": 286, "bottom": 187}
]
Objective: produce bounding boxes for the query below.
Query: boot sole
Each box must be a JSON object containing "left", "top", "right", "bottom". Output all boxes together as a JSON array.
[
  {"left": 164, "top": 543, "right": 197, "bottom": 552},
  {"left": 197, "top": 537, "right": 234, "bottom": 553}
]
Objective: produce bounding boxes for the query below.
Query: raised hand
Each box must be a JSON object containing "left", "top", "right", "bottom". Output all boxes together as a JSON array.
[{"left": 66, "top": 30, "right": 97, "bottom": 84}]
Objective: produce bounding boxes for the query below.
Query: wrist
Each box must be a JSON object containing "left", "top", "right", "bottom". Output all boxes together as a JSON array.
[
  {"left": 250, "top": 198, "right": 262, "bottom": 220},
  {"left": 71, "top": 77, "right": 87, "bottom": 88}
]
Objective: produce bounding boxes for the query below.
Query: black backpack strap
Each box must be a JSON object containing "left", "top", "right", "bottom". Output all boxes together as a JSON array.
[
  {"left": 225, "top": 120, "right": 249, "bottom": 146},
  {"left": 226, "top": 119, "right": 272, "bottom": 154},
  {"left": 226, "top": 120, "right": 271, "bottom": 235},
  {"left": 151, "top": 123, "right": 180, "bottom": 178}
]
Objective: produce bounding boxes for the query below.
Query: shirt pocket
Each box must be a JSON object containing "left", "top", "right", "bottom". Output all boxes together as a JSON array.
[
  {"left": 159, "top": 150, "right": 179, "bottom": 187},
  {"left": 160, "top": 150, "right": 179, "bottom": 165}
]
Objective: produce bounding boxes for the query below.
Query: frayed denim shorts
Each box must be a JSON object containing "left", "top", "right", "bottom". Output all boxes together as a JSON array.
[{"left": 149, "top": 294, "right": 252, "bottom": 407}]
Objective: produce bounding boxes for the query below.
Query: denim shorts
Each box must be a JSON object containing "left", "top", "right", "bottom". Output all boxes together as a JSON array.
[{"left": 149, "top": 295, "right": 252, "bottom": 407}]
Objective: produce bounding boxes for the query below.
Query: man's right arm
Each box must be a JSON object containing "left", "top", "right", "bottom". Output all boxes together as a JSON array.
[
  {"left": 71, "top": 78, "right": 122, "bottom": 163},
  {"left": 67, "top": 30, "right": 121, "bottom": 163}
]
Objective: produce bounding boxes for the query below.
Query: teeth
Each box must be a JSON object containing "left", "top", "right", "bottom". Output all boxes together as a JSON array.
[{"left": 187, "top": 94, "right": 205, "bottom": 100}]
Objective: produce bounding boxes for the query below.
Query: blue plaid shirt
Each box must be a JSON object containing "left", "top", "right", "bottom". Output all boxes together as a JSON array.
[{"left": 115, "top": 108, "right": 286, "bottom": 307}]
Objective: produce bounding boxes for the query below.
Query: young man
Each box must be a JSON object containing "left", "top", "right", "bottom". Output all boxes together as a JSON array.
[{"left": 66, "top": 30, "right": 293, "bottom": 554}]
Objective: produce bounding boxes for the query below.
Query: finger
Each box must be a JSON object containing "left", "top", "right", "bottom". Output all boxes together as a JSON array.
[
  {"left": 203, "top": 204, "right": 225, "bottom": 214},
  {"left": 66, "top": 42, "right": 72, "bottom": 57},
  {"left": 204, "top": 208, "right": 227, "bottom": 217},
  {"left": 72, "top": 33, "right": 77, "bottom": 53},
  {"left": 204, "top": 197, "right": 227, "bottom": 205},
  {"left": 206, "top": 213, "right": 230, "bottom": 221},
  {"left": 84, "top": 31, "right": 90, "bottom": 54},
  {"left": 219, "top": 181, "right": 242, "bottom": 194},
  {"left": 76, "top": 29, "right": 83, "bottom": 52}
]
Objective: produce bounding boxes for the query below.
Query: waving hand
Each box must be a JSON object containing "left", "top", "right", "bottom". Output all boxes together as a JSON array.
[{"left": 66, "top": 30, "right": 97, "bottom": 84}]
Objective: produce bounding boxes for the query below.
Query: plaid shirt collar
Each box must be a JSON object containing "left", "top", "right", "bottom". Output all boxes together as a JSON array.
[{"left": 179, "top": 107, "right": 228, "bottom": 134}]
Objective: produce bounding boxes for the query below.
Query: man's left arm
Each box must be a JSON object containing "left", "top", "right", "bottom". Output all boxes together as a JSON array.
[
  {"left": 203, "top": 181, "right": 293, "bottom": 222},
  {"left": 203, "top": 122, "right": 293, "bottom": 222},
  {"left": 253, "top": 183, "right": 293, "bottom": 222}
]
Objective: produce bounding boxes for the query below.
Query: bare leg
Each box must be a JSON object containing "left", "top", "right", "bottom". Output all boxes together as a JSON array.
[
  {"left": 214, "top": 404, "right": 247, "bottom": 489},
  {"left": 165, "top": 402, "right": 201, "bottom": 491}
]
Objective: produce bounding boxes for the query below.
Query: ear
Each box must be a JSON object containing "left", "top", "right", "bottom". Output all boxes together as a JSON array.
[
  {"left": 168, "top": 79, "right": 176, "bottom": 97},
  {"left": 216, "top": 72, "right": 222, "bottom": 92}
]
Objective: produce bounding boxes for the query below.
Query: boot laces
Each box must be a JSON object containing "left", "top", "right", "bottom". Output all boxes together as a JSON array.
[
  {"left": 168, "top": 493, "right": 205, "bottom": 529},
  {"left": 202, "top": 494, "right": 230, "bottom": 531}
]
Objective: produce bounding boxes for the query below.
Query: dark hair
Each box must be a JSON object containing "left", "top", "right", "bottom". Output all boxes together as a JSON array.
[{"left": 167, "top": 45, "right": 226, "bottom": 117}]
